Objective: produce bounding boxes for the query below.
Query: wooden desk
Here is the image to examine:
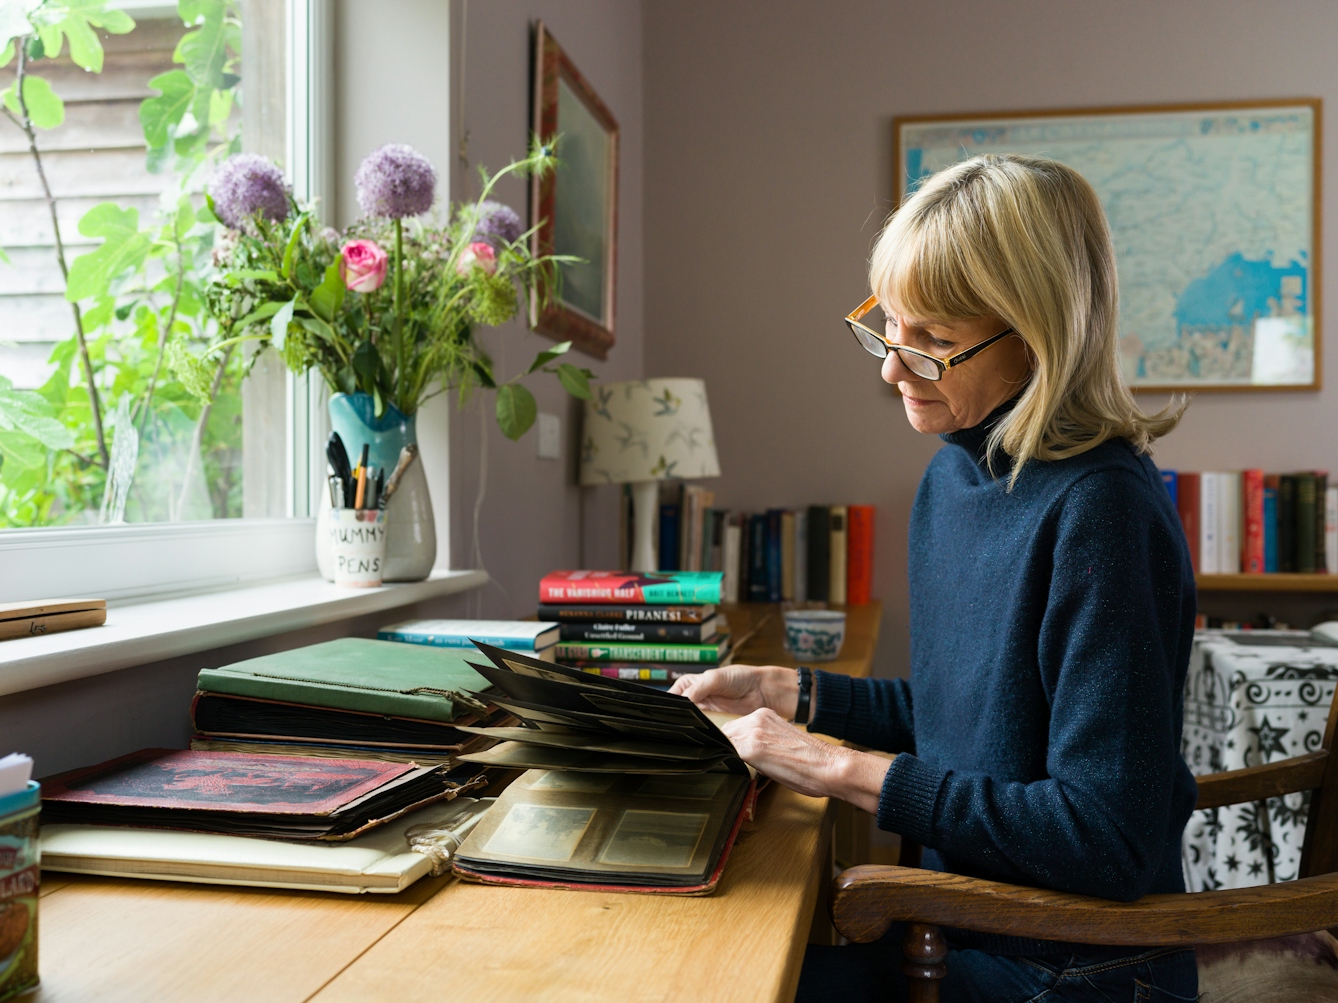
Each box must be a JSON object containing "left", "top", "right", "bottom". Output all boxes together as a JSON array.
[
  {"left": 722, "top": 601, "right": 883, "bottom": 681},
  {"left": 33, "top": 603, "right": 882, "bottom": 1003}
]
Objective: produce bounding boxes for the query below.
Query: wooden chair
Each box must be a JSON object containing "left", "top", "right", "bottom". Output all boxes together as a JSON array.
[{"left": 829, "top": 685, "right": 1338, "bottom": 1002}]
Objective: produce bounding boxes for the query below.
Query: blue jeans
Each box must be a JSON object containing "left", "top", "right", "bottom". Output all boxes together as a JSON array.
[{"left": 796, "top": 930, "right": 1198, "bottom": 1002}]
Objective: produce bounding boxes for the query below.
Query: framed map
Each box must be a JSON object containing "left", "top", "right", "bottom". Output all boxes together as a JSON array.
[{"left": 893, "top": 101, "right": 1321, "bottom": 392}]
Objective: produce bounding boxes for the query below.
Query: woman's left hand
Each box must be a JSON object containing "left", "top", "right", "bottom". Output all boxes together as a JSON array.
[{"left": 721, "top": 708, "right": 893, "bottom": 814}]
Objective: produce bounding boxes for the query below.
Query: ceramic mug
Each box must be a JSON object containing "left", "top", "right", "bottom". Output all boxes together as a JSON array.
[
  {"left": 783, "top": 609, "right": 847, "bottom": 662},
  {"left": 329, "top": 508, "right": 387, "bottom": 587}
]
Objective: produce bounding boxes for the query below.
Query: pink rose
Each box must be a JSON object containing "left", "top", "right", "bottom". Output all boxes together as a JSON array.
[
  {"left": 340, "top": 239, "right": 388, "bottom": 292},
  {"left": 456, "top": 241, "right": 497, "bottom": 276}
]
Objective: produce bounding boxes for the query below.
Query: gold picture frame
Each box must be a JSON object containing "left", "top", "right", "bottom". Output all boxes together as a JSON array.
[{"left": 530, "top": 21, "right": 620, "bottom": 360}]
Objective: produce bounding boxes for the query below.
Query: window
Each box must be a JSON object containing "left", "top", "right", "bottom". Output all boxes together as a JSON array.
[{"left": 0, "top": 0, "right": 334, "bottom": 602}]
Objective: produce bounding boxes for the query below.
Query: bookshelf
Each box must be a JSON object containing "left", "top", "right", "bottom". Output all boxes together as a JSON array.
[{"left": 1197, "top": 574, "right": 1338, "bottom": 593}]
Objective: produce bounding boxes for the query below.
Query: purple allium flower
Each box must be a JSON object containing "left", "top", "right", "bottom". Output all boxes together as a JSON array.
[
  {"left": 472, "top": 200, "right": 523, "bottom": 248},
  {"left": 209, "top": 154, "right": 291, "bottom": 230},
  {"left": 355, "top": 144, "right": 437, "bottom": 219}
]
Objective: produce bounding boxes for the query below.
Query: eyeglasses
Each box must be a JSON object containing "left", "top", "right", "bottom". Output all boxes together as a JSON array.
[{"left": 845, "top": 295, "right": 1016, "bottom": 381}]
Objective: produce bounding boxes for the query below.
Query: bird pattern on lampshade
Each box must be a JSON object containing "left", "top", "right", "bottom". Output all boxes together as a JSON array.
[{"left": 579, "top": 379, "right": 721, "bottom": 485}]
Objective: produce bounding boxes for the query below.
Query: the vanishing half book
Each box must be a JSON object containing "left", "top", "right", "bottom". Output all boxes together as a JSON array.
[
  {"left": 451, "top": 643, "right": 756, "bottom": 894},
  {"left": 41, "top": 749, "right": 486, "bottom": 841}
]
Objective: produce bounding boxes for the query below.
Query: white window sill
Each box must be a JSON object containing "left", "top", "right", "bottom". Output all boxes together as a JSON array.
[{"left": 0, "top": 569, "right": 488, "bottom": 697}]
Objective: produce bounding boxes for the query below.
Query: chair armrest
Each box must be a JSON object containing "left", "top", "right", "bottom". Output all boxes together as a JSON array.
[
  {"left": 1194, "top": 750, "right": 1328, "bottom": 810},
  {"left": 831, "top": 865, "right": 1338, "bottom": 945}
]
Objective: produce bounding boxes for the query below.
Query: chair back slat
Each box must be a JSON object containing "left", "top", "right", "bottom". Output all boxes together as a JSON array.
[{"left": 1299, "top": 684, "right": 1338, "bottom": 878}]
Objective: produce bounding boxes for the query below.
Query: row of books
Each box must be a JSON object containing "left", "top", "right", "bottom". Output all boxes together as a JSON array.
[
  {"left": 538, "top": 570, "right": 729, "bottom": 685},
  {"left": 626, "top": 486, "right": 877, "bottom": 605},
  {"left": 1162, "top": 470, "right": 1338, "bottom": 574}
]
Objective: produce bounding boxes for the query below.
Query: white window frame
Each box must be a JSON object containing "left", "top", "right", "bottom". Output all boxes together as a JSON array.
[{"left": 0, "top": 0, "right": 338, "bottom": 605}]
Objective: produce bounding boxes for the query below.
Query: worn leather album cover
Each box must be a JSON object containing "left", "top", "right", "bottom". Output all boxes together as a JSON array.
[{"left": 42, "top": 749, "right": 485, "bottom": 840}]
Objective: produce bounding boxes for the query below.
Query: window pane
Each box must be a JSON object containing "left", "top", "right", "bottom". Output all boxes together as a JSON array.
[{"left": 0, "top": 4, "right": 248, "bottom": 527}]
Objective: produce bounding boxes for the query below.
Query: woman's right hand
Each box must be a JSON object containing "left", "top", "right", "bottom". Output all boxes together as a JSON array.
[{"left": 669, "top": 664, "right": 801, "bottom": 720}]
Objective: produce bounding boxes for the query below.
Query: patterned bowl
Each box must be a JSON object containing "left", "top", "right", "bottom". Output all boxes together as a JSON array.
[{"left": 783, "top": 610, "right": 847, "bottom": 662}]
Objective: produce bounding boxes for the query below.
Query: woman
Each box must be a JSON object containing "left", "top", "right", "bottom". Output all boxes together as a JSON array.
[{"left": 671, "top": 154, "right": 1199, "bottom": 1002}]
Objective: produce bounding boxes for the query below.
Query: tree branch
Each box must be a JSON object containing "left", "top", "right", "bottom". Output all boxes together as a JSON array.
[
  {"left": 135, "top": 230, "right": 186, "bottom": 426},
  {"left": 14, "top": 39, "right": 109, "bottom": 465}
]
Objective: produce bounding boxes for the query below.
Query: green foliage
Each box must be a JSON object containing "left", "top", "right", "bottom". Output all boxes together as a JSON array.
[
  {"left": 1, "top": 73, "right": 62, "bottom": 126},
  {"left": 65, "top": 204, "right": 153, "bottom": 302},
  {"left": 0, "top": 0, "right": 244, "bottom": 527},
  {"left": 197, "top": 141, "right": 591, "bottom": 440},
  {"left": 495, "top": 383, "right": 537, "bottom": 441}
]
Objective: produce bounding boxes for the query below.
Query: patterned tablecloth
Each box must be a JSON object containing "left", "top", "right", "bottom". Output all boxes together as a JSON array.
[{"left": 1181, "top": 631, "right": 1338, "bottom": 892}]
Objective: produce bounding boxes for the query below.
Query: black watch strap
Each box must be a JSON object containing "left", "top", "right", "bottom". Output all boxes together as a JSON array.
[{"left": 795, "top": 666, "right": 813, "bottom": 725}]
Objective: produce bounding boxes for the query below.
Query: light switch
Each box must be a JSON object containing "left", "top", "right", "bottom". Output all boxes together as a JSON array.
[{"left": 537, "top": 412, "right": 561, "bottom": 460}]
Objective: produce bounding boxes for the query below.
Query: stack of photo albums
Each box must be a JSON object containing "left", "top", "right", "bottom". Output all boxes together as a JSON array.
[
  {"left": 452, "top": 643, "right": 759, "bottom": 894},
  {"left": 538, "top": 570, "right": 728, "bottom": 687}
]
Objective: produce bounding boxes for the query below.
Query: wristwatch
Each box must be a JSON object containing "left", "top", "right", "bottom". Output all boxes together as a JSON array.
[{"left": 795, "top": 666, "right": 813, "bottom": 725}]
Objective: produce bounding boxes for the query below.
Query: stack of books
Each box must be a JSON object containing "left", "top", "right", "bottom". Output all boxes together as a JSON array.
[
  {"left": 539, "top": 570, "right": 727, "bottom": 686},
  {"left": 635, "top": 486, "right": 876, "bottom": 605},
  {"left": 378, "top": 620, "right": 560, "bottom": 661},
  {"left": 1162, "top": 469, "right": 1338, "bottom": 574}
]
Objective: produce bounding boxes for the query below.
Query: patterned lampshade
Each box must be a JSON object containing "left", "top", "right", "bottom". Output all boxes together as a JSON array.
[{"left": 579, "top": 379, "right": 721, "bottom": 485}]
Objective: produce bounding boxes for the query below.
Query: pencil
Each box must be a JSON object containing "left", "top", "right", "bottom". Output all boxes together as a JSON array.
[{"left": 354, "top": 464, "right": 367, "bottom": 509}]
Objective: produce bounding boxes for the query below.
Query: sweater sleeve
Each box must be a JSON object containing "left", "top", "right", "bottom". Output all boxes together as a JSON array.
[
  {"left": 806, "top": 671, "right": 916, "bottom": 754},
  {"left": 876, "top": 468, "right": 1195, "bottom": 901}
]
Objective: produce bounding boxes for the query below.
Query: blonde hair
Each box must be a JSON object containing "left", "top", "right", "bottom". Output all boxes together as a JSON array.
[{"left": 870, "top": 153, "right": 1184, "bottom": 484}]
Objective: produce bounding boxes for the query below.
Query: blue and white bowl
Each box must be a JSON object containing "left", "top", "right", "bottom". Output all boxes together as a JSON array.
[{"left": 783, "top": 610, "right": 847, "bottom": 662}]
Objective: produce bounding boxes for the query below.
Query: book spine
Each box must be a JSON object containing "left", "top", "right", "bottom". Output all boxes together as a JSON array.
[
  {"left": 1263, "top": 478, "right": 1279, "bottom": 573},
  {"left": 1176, "top": 472, "right": 1200, "bottom": 573},
  {"left": 378, "top": 632, "right": 547, "bottom": 650},
  {"left": 1297, "top": 473, "right": 1318, "bottom": 573},
  {"left": 583, "top": 666, "right": 676, "bottom": 681},
  {"left": 748, "top": 515, "right": 768, "bottom": 601},
  {"left": 1242, "top": 469, "right": 1264, "bottom": 573},
  {"left": 1219, "top": 471, "right": 1241, "bottom": 574},
  {"left": 737, "top": 512, "right": 752, "bottom": 602},
  {"left": 707, "top": 510, "right": 724, "bottom": 572},
  {"left": 558, "top": 621, "right": 712, "bottom": 643},
  {"left": 829, "top": 506, "right": 848, "bottom": 605},
  {"left": 1280, "top": 475, "right": 1297, "bottom": 572},
  {"left": 556, "top": 642, "right": 723, "bottom": 663},
  {"left": 536, "top": 604, "right": 715, "bottom": 623},
  {"left": 780, "top": 510, "right": 796, "bottom": 602},
  {"left": 806, "top": 506, "right": 830, "bottom": 602},
  {"left": 793, "top": 510, "right": 808, "bottom": 603},
  {"left": 658, "top": 503, "right": 680, "bottom": 571},
  {"left": 1327, "top": 486, "right": 1338, "bottom": 576},
  {"left": 1316, "top": 473, "right": 1329, "bottom": 572},
  {"left": 846, "top": 505, "right": 876, "bottom": 605},
  {"left": 1200, "top": 473, "right": 1218, "bottom": 574},
  {"left": 766, "top": 510, "right": 783, "bottom": 603},
  {"left": 1160, "top": 469, "right": 1178, "bottom": 506},
  {"left": 538, "top": 581, "right": 723, "bottom": 605},
  {"left": 722, "top": 518, "right": 741, "bottom": 604}
]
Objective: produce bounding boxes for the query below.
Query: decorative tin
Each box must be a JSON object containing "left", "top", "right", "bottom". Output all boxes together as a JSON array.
[{"left": 0, "top": 782, "right": 39, "bottom": 1001}]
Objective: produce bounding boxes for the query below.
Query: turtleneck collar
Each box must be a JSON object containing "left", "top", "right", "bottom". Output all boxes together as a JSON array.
[{"left": 939, "top": 396, "right": 1020, "bottom": 466}]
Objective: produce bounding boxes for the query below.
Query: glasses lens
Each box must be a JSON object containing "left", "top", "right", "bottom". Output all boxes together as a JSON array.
[
  {"left": 848, "top": 321, "right": 889, "bottom": 358},
  {"left": 898, "top": 349, "right": 943, "bottom": 381}
]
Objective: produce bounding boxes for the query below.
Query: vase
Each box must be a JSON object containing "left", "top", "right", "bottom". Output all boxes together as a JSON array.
[{"left": 315, "top": 392, "right": 436, "bottom": 582}]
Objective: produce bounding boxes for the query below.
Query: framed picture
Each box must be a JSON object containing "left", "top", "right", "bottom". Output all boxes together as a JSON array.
[
  {"left": 530, "top": 21, "right": 620, "bottom": 360},
  {"left": 893, "top": 100, "right": 1321, "bottom": 392}
]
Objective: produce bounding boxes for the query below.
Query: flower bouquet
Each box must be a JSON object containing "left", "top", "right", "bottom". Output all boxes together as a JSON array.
[{"left": 188, "top": 140, "right": 592, "bottom": 440}]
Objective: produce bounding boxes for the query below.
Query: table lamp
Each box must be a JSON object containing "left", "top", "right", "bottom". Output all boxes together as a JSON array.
[{"left": 579, "top": 378, "right": 721, "bottom": 572}]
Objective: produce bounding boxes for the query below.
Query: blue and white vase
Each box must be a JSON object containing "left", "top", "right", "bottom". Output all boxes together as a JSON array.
[{"left": 315, "top": 392, "right": 436, "bottom": 582}]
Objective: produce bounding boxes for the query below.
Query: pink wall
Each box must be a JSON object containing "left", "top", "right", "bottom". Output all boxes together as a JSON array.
[{"left": 643, "top": 0, "right": 1338, "bottom": 675}]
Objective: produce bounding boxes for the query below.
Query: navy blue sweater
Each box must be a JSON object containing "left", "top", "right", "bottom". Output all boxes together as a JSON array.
[{"left": 810, "top": 409, "right": 1197, "bottom": 927}]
